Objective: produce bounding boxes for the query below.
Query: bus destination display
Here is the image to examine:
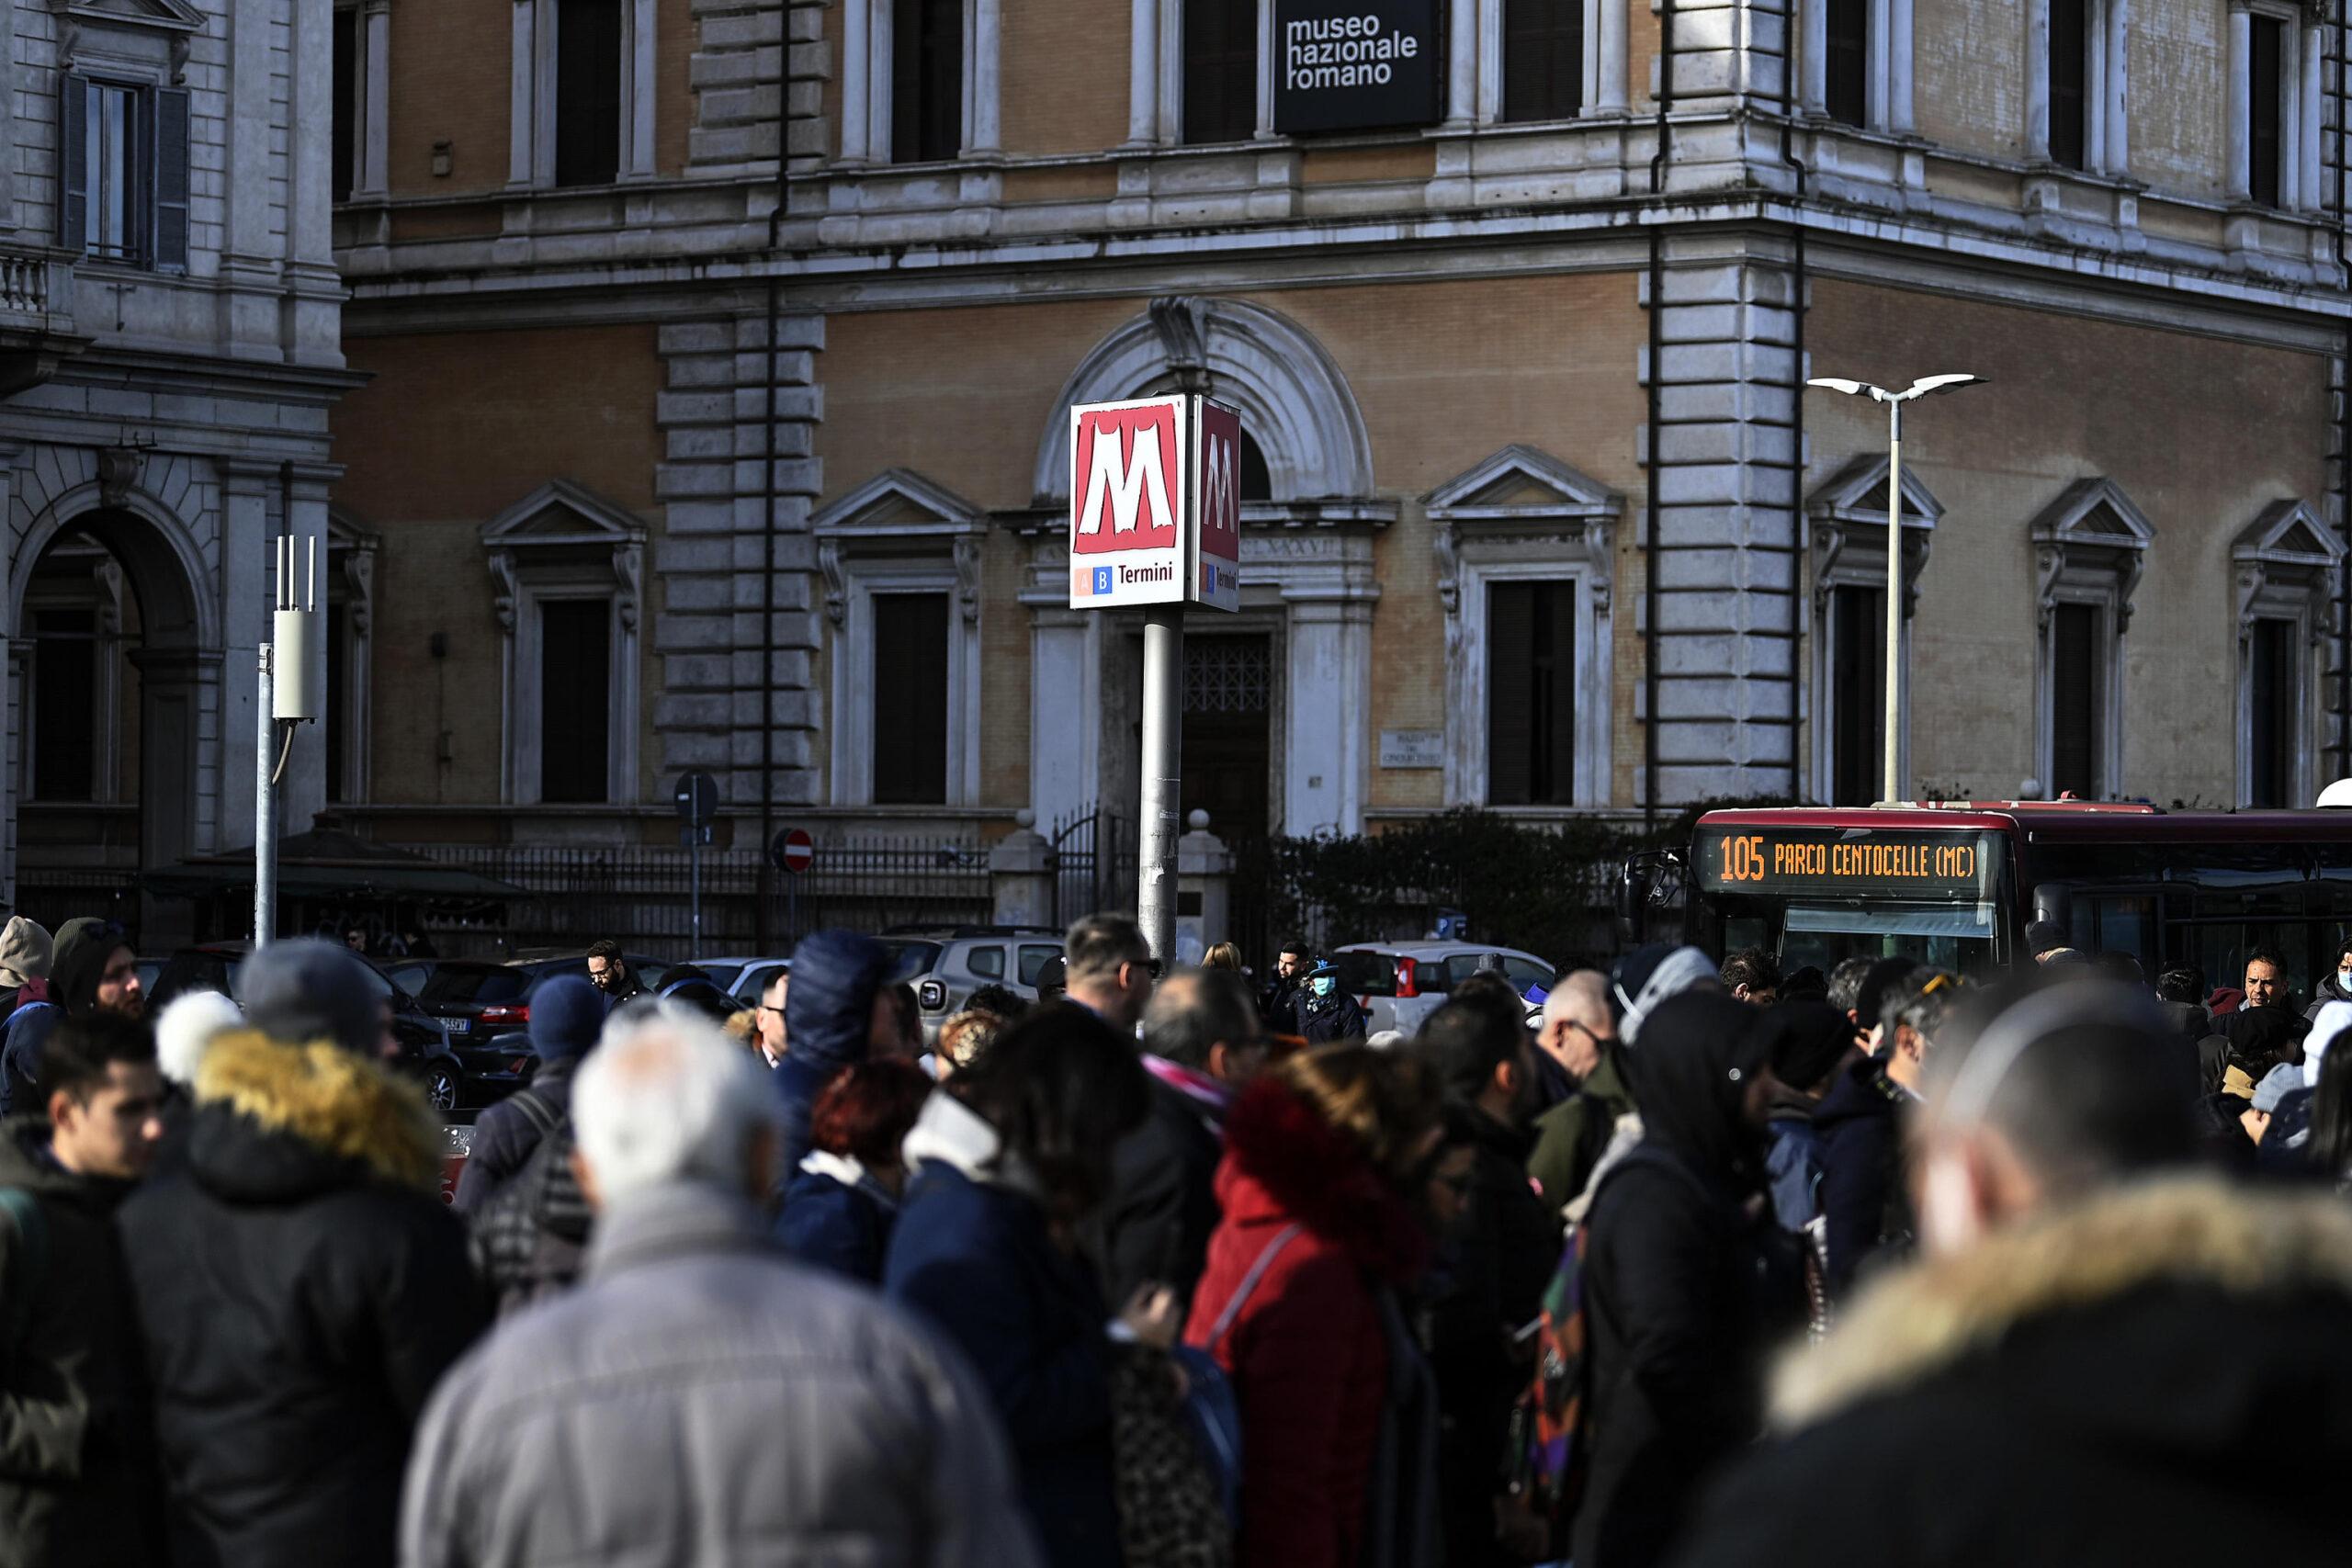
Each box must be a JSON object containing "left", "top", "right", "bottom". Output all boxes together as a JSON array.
[{"left": 1695, "top": 828, "right": 2000, "bottom": 899}]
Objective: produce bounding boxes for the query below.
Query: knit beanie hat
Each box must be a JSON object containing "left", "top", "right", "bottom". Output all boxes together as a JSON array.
[
  {"left": 0, "top": 917, "right": 51, "bottom": 989},
  {"left": 1609, "top": 943, "right": 1719, "bottom": 1045},
  {"left": 236, "top": 938, "right": 387, "bottom": 1056},
  {"left": 527, "top": 974, "right": 604, "bottom": 1064}
]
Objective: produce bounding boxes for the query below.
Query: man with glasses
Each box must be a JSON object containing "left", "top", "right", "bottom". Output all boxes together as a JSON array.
[
  {"left": 1526, "top": 969, "right": 1633, "bottom": 1219},
  {"left": 753, "top": 969, "right": 789, "bottom": 1069},
  {"left": 583, "top": 940, "right": 644, "bottom": 1010},
  {"left": 1096, "top": 966, "right": 1269, "bottom": 1312}
]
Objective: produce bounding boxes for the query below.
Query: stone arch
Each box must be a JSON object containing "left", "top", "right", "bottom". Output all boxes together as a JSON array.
[
  {"left": 1031, "top": 296, "right": 1376, "bottom": 504},
  {"left": 7, "top": 474, "right": 222, "bottom": 900}
]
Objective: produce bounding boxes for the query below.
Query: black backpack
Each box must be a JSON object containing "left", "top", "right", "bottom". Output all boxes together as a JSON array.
[{"left": 466, "top": 1097, "right": 594, "bottom": 1317}]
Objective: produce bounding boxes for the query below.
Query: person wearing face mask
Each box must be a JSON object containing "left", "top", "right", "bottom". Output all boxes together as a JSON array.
[
  {"left": 1667, "top": 981, "right": 2352, "bottom": 1568},
  {"left": 1293, "top": 959, "right": 1369, "bottom": 1045},
  {"left": 2306, "top": 940, "right": 2352, "bottom": 1022}
]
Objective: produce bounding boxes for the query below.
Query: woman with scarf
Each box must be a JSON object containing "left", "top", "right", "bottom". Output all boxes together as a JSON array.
[{"left": 1571, "top": 992, "right": 1806, "bottom": 1568}]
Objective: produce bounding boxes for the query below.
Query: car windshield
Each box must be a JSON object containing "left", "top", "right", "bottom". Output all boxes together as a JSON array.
[
  {"left": 881, "top": 942, "right": 942, "bottom": 982},
  {"left": 1336, "top": 953, "right": 1401, "bottom": 997},
  {"left": 419, "top": 967, "right": 532, "bottom": 1007}
]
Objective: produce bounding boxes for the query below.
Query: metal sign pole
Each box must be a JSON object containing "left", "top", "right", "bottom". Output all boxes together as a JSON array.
[
  {"left": 1883, "top": 397, "right": 1904, "bottom": 806},
  {"left": 690, "top": 827, "right": 703, "bottom": 953},
  {"left": 1137, "top": 603, "right": 1183, "bottom": 962},
  {"left": 254, "top": 643, "right": 276, "bottom": 947}
]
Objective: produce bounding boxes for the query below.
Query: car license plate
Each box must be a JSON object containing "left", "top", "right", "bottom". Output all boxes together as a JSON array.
[{"left": 446, "top": 1019, "right": 469, "bottom": 1034}]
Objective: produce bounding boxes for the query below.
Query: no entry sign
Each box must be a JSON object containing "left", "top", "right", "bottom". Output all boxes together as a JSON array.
[
  {"left": 1069, "top": 394, "right": 1243, "bottom": 614},
  {"left": 771, "top": 827, "right": 815, "bottom": 874}
]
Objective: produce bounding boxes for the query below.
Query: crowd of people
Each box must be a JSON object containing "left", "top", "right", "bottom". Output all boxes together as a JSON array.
[{"left": 5, "top": 906, "right": 2352, "bottom": 1568}]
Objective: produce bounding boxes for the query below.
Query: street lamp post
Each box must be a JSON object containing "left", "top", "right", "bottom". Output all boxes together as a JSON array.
[{"left": 1804, "top": 373, "right": 1984, "bottom": 804}]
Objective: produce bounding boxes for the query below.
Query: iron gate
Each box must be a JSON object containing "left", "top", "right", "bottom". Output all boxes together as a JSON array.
[{"left": 1048, "top": 806, "right": 1135, "bottom": 929}]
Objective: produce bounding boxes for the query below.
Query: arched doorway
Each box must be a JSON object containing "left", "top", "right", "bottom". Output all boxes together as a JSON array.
[{"left": 8, "top": 501, "right": 215, "bottom": 943}]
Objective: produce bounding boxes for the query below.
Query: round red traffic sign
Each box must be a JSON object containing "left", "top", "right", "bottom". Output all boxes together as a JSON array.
[{"left": 773, "top": 827, "right": 815, "bottom": 874}]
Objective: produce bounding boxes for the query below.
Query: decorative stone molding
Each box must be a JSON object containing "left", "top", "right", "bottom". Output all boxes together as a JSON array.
[
  {"left": 2232, "top": 498, "right": 2344, "bottom": 804},
  {"left": 810, "top": 468, "right": 986, "bottom": 806},
  {"left": 2029, "top": 475, "right": 2154, "bottom": 635},
  {"left": 1033, "top": 296, "right": 1375, "bottom": 504},
  {"left": 1425, "top": 444, "right": 1620, "bottom": 810},
  {"left": 1806, "top": 452, "right": 1941, "bottom": 614},
  {"left": 479, "top": 479, "right": 647, "bottom": 806}
]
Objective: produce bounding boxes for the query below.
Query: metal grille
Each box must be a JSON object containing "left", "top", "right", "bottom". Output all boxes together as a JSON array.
[{"left": 1184, "top": 637, "right": 1270, "bottom": 714}]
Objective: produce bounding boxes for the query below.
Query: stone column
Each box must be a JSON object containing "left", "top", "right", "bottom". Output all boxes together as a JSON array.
[
  {"left": 2227, "top": 6, "right": 2252, "bottom": 199},
  {"left": 2103, "top": 0, "right": 2130, "bottom": 174},
  {"left": 1591, "top": 0, "right": 1629, "bottom": 113},
  {"left": 1283, "top": 596, "right": 1374, "bottom": 837},
  {"left": 2301, "top": 21, "right": 2323, "bottom": 209},
  {"left": 220, "top": 0, "right": 286, "bottom": 353},
  {"left": 2025, "top": 0, "right": 2051, "bottom": 160},
  {"left": 1643, "top": 232, "right": 1804, "bottom": 803},
  {"left": 217, "top": 460, "right": 275, "bottom": 851},
  {"left": 1125, "top": 0, "right": 1161, "bottom": 144}
]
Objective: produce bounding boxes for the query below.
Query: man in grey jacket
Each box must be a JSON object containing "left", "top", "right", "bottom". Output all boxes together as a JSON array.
[{"left": 399, "top": 1001, "right": 1041, "bottom": 1568}]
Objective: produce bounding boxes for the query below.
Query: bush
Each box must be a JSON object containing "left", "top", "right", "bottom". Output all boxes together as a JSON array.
[{"left": 1236, "top": 809, "right": 1632, "bottom": 969}]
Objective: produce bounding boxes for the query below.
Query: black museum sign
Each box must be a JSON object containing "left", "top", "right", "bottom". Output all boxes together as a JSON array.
[{"left": 1272, "top": 0, "right": 1442, "bottom": 135}]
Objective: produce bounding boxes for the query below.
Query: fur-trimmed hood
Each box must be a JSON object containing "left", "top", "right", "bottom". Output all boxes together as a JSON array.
[
  {"left": 1772, "top": 1175, "right": 2352, "bottom": 1433},
  {"left": 188, "top": 1028, "right": 445, "bottom": 1196},
  {"left": 1216, "top": 1075, "right": 1430, "bottom": 1284}
]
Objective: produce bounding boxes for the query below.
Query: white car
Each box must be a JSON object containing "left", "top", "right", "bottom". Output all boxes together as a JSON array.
[{"left": 1331, "top": 942, "right": 1558, "bottom": 1037}]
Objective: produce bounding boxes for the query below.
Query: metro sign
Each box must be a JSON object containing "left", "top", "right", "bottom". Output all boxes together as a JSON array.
[{"left": 1069, "top": 394, "right": 1243, "bottom": 613}]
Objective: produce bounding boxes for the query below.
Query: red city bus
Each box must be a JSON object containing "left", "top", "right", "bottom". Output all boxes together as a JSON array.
[{"left": 1623, "top": 803, "right": 2352, "bottom": 1004}]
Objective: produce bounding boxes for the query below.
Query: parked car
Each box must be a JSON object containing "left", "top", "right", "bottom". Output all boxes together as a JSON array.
[
  {"left": 1331, "top": 942, "right": 1558, "bottom": 1037},
  {"left": 409, "top": 961, "right": 548, "bottom": 1104},
  {"left": 684, "top": 955, "right": 792, "bottom": 1003},
  {"left": 878, "top": 926, "right": 1062, "bottom": 1044},
  {"left": 502, "top": 951, "right": 674, "bottom": 995},
  {"left": 147, "top": 943, "right": 469, "bottom": 1111}
]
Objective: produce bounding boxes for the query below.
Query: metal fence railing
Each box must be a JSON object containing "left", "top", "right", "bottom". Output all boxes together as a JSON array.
[{"left": 420, "top": 835, "right": 995, "bottom": 960}]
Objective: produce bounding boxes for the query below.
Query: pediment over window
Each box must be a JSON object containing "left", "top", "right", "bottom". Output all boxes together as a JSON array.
[
  {"left": 1806, "top": 454, "right": 1943, "bottom": 530},
  {"left": 56, "top": 0, "right": 205, "bottom": 35},
  {"left": 1425, "top": 445, "right": 1621, "bottom": 523},
  {"left": 2233, "top": 499, "right": 2344, "bottom": 571},
  {"left": 813, "top": 469, "right": 983, "bottom": 629},
  {"left": 2029, "top": 478, "right": 2155, "bottom": 550},
  {"left": 481, "top": 479, "right": 650, "bottom": 550},
  {"left": 2030, "top": 478, "right": 2154, "bottom": 636},
  {"left": 811, "top": 468, "right": 983, "bottom": 539}
]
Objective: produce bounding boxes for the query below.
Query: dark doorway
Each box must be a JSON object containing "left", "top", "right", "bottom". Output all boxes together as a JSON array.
[{"left": 1182, "top": 632, "right": 1272, "bottom": 846}]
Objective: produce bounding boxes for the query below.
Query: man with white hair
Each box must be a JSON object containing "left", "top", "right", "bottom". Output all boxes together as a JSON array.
[
  {"left": 401, "top": 1003, "right": 1041, "bottom": 1568},
  {"left": 1526, "top": 970, "right": 1636, "bottom": 1214}
]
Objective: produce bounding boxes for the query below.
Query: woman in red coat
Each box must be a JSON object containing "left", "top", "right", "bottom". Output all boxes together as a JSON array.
[{"left": 1184, "top": 1043, "right": 1442, "bottom": 1568}]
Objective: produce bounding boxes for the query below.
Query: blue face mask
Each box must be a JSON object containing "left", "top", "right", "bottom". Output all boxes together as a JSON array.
[{"left": 1310, "top": 975, "right": 1336, "bottom": 998}]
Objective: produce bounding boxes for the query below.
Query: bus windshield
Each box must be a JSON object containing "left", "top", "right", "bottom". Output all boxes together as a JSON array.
[{"left": 1691, "top": 823, "right": 2011, "bottom": 976}]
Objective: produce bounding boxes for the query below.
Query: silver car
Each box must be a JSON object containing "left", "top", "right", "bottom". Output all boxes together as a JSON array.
[
  {"left": 1331, "top": 942, "right": 1558, "bottom": 1037},
  {"left": 880, "top": 927, "right": 1064, "bottom": 1044}
]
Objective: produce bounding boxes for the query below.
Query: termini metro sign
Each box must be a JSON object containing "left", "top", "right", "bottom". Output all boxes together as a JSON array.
[
  {"left": 1273, "top": 0, "right": 1441, "bottom": 134},
  {"left": 1069, "top": 395, "right": 1243, "bottom": 613}
]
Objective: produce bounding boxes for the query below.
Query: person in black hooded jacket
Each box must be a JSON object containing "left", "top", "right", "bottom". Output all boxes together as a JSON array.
[
  {"left": 775, "top": 929, "right": 897, "bottom": 1178},
  {"left": 114, "top": 940, "right": 486, "bottom": 1568},
  {"left": 1571, "top": 992, "right": 1805, "bottom": 1568}
]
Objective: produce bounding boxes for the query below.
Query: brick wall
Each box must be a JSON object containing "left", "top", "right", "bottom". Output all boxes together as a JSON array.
[
  {"left": 384, "top": 0, "right": 514, "bottom": 197},
  {"left": 999, "top": 0, "right": 1127, "bottom": 155},
  {"left": 1915, "top": 0, "right": 2025, "bottom": 162}
]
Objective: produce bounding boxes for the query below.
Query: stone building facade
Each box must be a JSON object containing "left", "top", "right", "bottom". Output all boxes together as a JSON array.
[
  {"left": 0, "top": 0, "right": 353, "bottom": 937},
  {"left": 319, "top": 0, "right": 2349, "bottom": 939}
]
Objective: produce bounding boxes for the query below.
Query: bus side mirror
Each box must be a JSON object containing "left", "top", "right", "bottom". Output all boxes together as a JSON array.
[
  {"left": 1616, "top": 860, "right": 1657, "bottom": 946},
  {"left": 2032, "top": 883, "right": 2072, "bottom": 932}
]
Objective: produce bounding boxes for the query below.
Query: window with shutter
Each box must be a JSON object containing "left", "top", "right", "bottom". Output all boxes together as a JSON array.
[
  {"left": 333, "top": 9, "right": 357, "bottom": 203},
  {"left": 890, "top": 0, "right": 964, "bottom": 163},
  {"left": 2249, "top": 618, "right": 2297, "bottom": 807},
  {"left": 871, "top": 592, "right": 950, "bottom": 804},
  {"left": 554, "top": 0, "right": 623, "bottom": 186},
  {"left": 152, "top": 87, "right": 189, "bottom": 272},
  {"left": 2050, "top": 603, "right": 2102, "bottom": 798},
  {"left": 539, "top": 599, "right": 612, "bottom": 803},
  {"left": 1829, "top": 585, "right": 1886, "bottom": 807},
  {"left": 1826, "top": 0, "right": 1868, "bottom": 126},
  {"left": 2249, "top": 14, "right": 2283, "bottom": 207},
  {"left": 1487, "top": 581, "right": 1577, "bottom": 806},
  {"left": 1503, "top": 0, "right": 1586, "bottom": 123},
  {"left": 1183, "top": 0, "right": 1257, "bottom": 144},
  {"left": 2048, "top": 0, "right": 2086, "bottom": 169}
]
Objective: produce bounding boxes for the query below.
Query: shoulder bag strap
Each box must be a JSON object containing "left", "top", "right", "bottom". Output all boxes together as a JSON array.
[{"left": 1207, "top": 1222, "right": 1303, "bottom": 1353}]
